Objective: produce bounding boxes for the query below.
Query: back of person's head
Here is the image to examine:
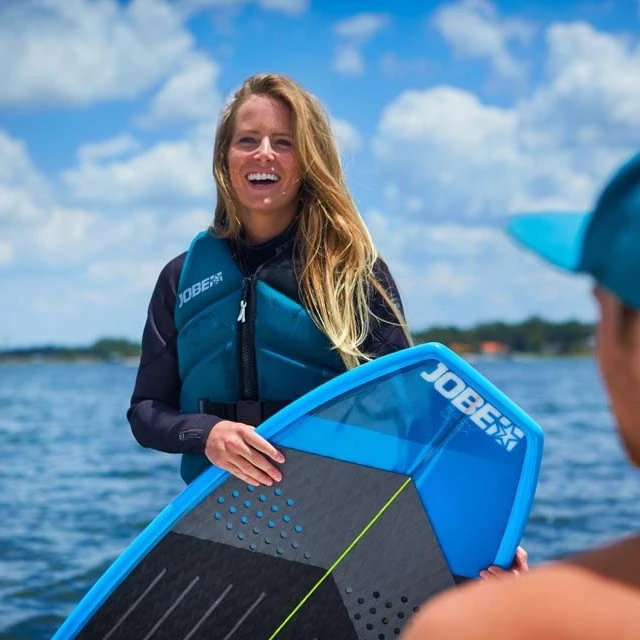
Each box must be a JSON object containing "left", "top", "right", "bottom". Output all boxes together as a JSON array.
[
  {"left": 508, "top": 151, "right": 640, "bottom": 311},
  {"left": 507, "top": 150, "right": 640, "bottom": 464}
]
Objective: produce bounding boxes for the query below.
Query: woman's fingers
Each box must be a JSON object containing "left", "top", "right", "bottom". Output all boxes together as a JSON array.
[
  {"left": 514, "top": 546, "right": 529, "bottom": 572},
  {"left": 479, "top": 547, "right": 530, "bottom": 580},
  {"left": 244, "top": 427, "right": 285, "bottom": 464},
  {"left": 205, "top": 421, "right": 284, "bottom": 485},
  {"left": 226, "top": 461, "right": 266, "bottom": 487}
]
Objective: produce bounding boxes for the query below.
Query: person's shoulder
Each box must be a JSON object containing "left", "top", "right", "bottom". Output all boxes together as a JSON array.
[
  {"left": 157, "top": 252, "right": 186, "bottom": 285},
  {"left": 372, "top": 255, "right": 393, "bottom": 280},
  {"left": 401, "top": 564, "right": 640, "bottom": 640},
  {"left": 150, "top": 252, "right": 187, "bottom": 310}
]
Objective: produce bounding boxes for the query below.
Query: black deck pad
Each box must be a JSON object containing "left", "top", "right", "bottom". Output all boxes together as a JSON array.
[{"left": 79, "top": 449, "right": 455, "bottom": 639}]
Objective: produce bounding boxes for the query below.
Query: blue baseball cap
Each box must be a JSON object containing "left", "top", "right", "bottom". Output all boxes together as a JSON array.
[{"left": 506, "top": 151, "right": 640, "bottom": 309}]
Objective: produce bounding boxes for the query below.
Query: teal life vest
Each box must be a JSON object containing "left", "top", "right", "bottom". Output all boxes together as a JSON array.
[{"left": 175, "top": 230, "right": 346, "bottom": 483}]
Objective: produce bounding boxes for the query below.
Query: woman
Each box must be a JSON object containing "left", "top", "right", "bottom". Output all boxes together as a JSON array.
[
  {"left": 127, "top": 73, "right": 411, "bottom": 488},
  {"left": 401, "top": 151, "right": 640, "bottom": 639}
]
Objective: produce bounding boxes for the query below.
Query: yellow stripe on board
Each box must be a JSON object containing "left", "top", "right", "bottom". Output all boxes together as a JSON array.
[{"left": 267, "top": 476, "right": 413, "bottom": 640}]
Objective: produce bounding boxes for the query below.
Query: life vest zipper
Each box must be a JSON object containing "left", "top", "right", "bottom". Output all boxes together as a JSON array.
[
  {"left": 234, "top": 234, "right": 295, "bottom": 406},
  {"left": 237, "top": 275, "right": 258, "bottom": 400}
]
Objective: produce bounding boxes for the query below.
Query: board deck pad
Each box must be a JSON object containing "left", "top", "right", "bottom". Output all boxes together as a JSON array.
[
  {"left": 54, "top": 343, "right": 543, "bottom": 640},
  {"left": 78, "top": 449, "right": 452, "bottom": 639}
]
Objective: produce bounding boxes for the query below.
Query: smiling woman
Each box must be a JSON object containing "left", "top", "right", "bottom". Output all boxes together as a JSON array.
[{"left": 127, "top": 73, "right": 412, "bottom": 488}]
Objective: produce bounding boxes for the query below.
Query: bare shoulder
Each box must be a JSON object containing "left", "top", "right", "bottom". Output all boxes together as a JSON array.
[
  {"left": 570, "top": 534, "right": 640, "bottom": 589},
  {"left": 400, "top": 564, "right": 640, "bottom": 640}
]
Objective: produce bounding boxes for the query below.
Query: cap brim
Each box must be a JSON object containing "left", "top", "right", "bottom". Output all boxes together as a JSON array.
[{"left": 506, "top": 212, "right": 591, "bottom": 272}]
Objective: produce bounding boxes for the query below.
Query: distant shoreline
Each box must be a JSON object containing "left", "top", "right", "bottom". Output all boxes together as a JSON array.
[
  {"left": 0, "top": 316, "right": 595, "bottom": 363},
  {"left": 0, "top": 352, "right": 594, "bottom": 366}
]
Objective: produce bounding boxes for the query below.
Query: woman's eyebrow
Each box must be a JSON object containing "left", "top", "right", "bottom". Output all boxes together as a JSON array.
[{"left": 236, "top": 128, "right": 292, "bottom": 137}]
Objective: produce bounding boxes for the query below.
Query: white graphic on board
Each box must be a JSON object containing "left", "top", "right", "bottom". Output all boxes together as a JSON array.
[{"left": 420, "top": 362, "right": 525, "bottom": 452}]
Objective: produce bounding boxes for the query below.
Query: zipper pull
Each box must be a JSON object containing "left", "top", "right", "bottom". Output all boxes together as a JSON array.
[
  {"left": 237, "top": 276, "right": 250, "bottom": 323},
  {"left": 237, "top": 299, "right": 246, "bottom": 323}
]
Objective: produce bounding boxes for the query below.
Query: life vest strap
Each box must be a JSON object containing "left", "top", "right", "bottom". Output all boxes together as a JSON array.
[{"left": 198, "top": 399, "right": 288, "bottom": 426}]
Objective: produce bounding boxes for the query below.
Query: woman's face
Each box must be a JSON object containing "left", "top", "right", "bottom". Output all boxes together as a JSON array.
[
  {"left": 593, "top": 284, "right": 640, "bottom": 466},
  {"left": 227, "top": 94, "right": 302, "bottom": 237}
]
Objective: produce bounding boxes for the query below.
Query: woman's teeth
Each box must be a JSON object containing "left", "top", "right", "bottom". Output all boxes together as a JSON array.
[{"left": 247, "top": 173, "right": 280, "bottom": 183}]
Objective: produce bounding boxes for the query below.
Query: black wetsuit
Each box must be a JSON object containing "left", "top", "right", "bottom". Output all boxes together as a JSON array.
[{"left": 127, "top": 224, "right": 410, "bottom": 456}]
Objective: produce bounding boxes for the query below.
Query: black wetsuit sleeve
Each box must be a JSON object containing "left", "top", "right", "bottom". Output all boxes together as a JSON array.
[
  {"left": 363, "top": 258, "right": 412, "bottom": 358},
  {"left": 127, "top": 254, "right": 221, "bottom": 454}
]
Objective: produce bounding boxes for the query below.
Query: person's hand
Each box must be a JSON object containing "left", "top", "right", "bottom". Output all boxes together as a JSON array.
[
  {"left": 479, "top": 546, "right": 529, "bottom": 580},
  {"left": 205, "top": 420, "right": 285, "bottom": 486}
]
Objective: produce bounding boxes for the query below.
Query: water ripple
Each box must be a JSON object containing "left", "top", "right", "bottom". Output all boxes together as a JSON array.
[{"left": 2, "top": 359, "right": 640, "bottom": 638}]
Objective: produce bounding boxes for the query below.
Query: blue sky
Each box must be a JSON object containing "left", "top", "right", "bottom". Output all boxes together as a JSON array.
[{"left": 2, "top": 0, "right": 640, "bottom": 347}]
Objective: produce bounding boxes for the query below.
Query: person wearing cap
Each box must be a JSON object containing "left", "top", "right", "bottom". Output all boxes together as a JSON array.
[{"left": 401, "top": 151, "right": 640, "bottom": 639}]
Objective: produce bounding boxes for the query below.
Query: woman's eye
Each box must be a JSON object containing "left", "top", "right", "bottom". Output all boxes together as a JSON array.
[
  {"left": 275, "top": 139, "right": 292, "bottom": 147},
  {"left": 238, "top": 136, "right": 257, "bottom": 145}
]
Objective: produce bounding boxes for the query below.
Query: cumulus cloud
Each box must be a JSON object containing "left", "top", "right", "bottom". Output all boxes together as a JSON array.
[
  {"left": 77, "top": 135, "right": 141, "bottom": 164},
  {"left": 331, "top": 117, "right": 362, "bottom": 157},
  {"left": 333, "top": 13, "right": 388, "bottom": 76},
  {"left": 431, "top": 0, "right": 535, "bottom": 80},
  {"left": 0, "top": 128, "right": 212, "bottom": 345},
  {"left": 63, "top": 132, "right": 215, "bottom": 205},
  {"left": 0, "top": 0, "right": 194, "bottom": 106},
  {"left": 136, "top": 54, "right": 222, "bottom": 128},
  {"left": 0, "top": 242, "right": 13, "bottom": 266},
  {"left": 334, "top": 45, "right": 365, "bottom": 76},
  {"left": 379, "top": 53, "right": 431, "bottom": 77},
  {"left": 175, "top": 0, "right": 309, "bottom": 18},
  {"left": 523, "top": 22, "right": 640, "bottom": 151},
  {"left": 0, "top": 126, "right": 209, "bottom": 278},
  {"left": 373, "top": 22, "right": 640, "bottom": 220},
  {"left": 366, "top": 212, "right": 594, "bottom": 329}
]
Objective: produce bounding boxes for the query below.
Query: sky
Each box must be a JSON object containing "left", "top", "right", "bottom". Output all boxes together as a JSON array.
[{"left": 2, "top": 0, "right": 640, "bottom": 347}]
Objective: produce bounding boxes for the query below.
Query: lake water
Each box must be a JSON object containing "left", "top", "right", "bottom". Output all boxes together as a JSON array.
[{"left": 1, "top": 358, "right": 640, "bottom": 639}]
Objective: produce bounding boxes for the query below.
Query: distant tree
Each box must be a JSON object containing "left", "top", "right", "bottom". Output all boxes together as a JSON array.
[{"left": 412, "top": 316, "right": 593, "bottom": 355}]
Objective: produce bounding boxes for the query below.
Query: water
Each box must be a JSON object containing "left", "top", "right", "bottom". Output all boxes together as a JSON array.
[{"left": 1, "top": 358, "right": 639, "bottom": 639}]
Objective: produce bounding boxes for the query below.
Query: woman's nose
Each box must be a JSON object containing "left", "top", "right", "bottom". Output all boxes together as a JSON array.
[{"left": 254, "top": 137, "right": 275, "bottom": 161}]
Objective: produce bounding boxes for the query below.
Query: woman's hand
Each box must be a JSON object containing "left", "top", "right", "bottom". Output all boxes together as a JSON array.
[
  {"left": 479, "top": 546, "right": 529, "bottom": 580},
  {"left": 205, "top": 420, "right": 285, "bottom": 486}
]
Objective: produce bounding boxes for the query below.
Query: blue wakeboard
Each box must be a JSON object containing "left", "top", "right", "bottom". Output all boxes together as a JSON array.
[{"left": 53, "top": 342, "right": 543, "bottom": 639}]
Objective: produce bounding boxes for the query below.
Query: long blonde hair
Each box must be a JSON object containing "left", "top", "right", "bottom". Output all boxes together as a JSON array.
[{"left": 212, "top": 73, "right": 411, "bottom": 368}]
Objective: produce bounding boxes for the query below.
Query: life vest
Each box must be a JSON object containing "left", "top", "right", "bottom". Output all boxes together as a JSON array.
[{"left": 175, "top": 230, "right": 346, "bottom": 483}]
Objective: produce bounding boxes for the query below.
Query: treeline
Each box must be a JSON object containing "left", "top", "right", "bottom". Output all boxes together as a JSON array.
[
  {"left": 0, "top": 338, "right": 141, "bottom": 363},
  {"left": 0, "top": 317, "right": 595, "bottom": 362},
  {"left": 413, "top": 316, "right": 594, "bottom": 355}
]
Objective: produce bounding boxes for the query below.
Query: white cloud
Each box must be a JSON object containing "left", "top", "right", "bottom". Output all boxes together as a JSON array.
[
  {"left": 0, "top": 130, "right": 50, "bottom": 193},
  {"left": 33, "top": 207, "right": 101, "bottom": 261},
  {"left": 333, "top": 13, "right": 388, "bottom": 76},
  {"left": 63, "top": 132, "right": 215, "bottom": 205},
  {"left": 0, "top": 127, "right": 208, "bottom": 284},
  {"left": 332, "top": 118, "right": 362, "bottom": 157},
  {"left": 334, "top": 45, "right": 364, "bottom": 76},
  {"left": 0, "top": 0, "right": 194, "bottom": 106},
  {"left": 0, "top": 242, "right": 13, "bottom": 265},
  {"left": 136, "top": 54, "right": 222, "bottom": 128},
  {"left": 366, "top": 212, "right": 594, "bottom": 330},
  {"left": 373, "top": 22, "right": 640, "bottom": 221},
  {"left": 259, "top": 0, "right": 309, "bottom": 15},
  {"left": 523, "top": 22, "right": 640, "bottom": 150},
  {"left": 0, "top": 131, "right": 54, "bottom": 272},
  {"left": 432, "top": 0, "right": 535, "bottom": 80},
  {"left": 379, "top": 53, "right": 431, "bottom": 77},
  {"left": 374, "top": 87, "right": 530, "bottom": 218},
  {"left": 77, "top": 135, "right": 141, "bottom": 164},
  {"left": 334, "top": 13, "right": 389, "bottom": 41},
  {"left": 175, "top": 0, "right": 308, "bottom": 17}
]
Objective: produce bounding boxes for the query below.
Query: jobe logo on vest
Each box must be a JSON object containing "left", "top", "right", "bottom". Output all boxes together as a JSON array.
[
  {"left": 420, "top": 362, "right": 524, "bottom": 452},
  {"left": 178, "top": 272, "right": 224, "bottom": 308}
]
